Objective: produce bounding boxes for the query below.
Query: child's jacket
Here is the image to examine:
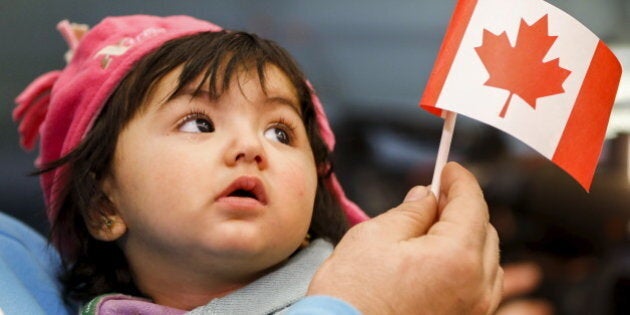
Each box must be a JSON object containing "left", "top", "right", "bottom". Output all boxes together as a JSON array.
[{"left": 81, "top": 239, "right": 333, "bottom": 315}]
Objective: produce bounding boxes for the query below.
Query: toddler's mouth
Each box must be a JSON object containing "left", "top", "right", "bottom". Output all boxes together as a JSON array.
[{"left": 218, "top": 176, "right": 268, "bottom": 205}]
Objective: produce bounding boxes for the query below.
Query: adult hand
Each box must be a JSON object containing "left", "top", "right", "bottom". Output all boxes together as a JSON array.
[{"left": 308, "top": 162, "right": 503, "bottom": 314}]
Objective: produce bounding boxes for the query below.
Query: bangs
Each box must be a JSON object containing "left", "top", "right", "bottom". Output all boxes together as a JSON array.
[{"left": 160, "top": 31, "right": 312, "bottom": 115}]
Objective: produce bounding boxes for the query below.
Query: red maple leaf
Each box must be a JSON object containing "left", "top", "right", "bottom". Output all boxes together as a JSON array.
[{"left": 475, "top": 15, "right": 571, "bottom": 118}]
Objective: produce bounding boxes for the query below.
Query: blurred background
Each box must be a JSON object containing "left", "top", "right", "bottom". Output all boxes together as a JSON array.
[{"left": 0, "top": 0, "right": 628, "bottom": 314}]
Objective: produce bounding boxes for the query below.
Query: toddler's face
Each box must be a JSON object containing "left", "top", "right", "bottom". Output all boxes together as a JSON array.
[{"left": 100, "top": 64, "right": 317, "bottom": 286}]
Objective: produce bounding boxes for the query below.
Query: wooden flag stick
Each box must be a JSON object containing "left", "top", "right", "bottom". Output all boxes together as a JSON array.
[{"left": 430, "top": 110, "right": 457, "bottom": 199}]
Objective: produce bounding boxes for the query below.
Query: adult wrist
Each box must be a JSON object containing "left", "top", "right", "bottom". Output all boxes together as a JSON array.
[{"left": 282, "top": 295, "right": 362, "bottom": 315}]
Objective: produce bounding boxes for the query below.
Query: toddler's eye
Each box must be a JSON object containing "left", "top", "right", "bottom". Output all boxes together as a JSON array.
[
  {"left": 179, "top": 116, "right": 214, "bottom": 133},
  {"left": 264, "top": 126, "right": 291, "bottom": 144}
]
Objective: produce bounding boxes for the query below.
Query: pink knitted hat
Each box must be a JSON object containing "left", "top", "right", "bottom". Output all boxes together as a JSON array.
[{"left": 14, "top": 15, "right": 368, "bottom": 235}]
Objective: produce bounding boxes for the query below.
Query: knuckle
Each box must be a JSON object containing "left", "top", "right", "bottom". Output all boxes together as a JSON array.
[
  {"left": 459, "top": 254, "right": 485, "bottom": 281},
  {"left": 474, "top": 292, "right": 494, "bottom": 315},
  {"left": 487, "top": 224, "right": 499, "bottom": 241},
  {"left": 497, "top": 266, "right": 505, "bottom": 293}
]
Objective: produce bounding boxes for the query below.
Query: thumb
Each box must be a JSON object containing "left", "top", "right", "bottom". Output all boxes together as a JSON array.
[{"left": 369, "top": 186, "right": 438, "bottom": 241}]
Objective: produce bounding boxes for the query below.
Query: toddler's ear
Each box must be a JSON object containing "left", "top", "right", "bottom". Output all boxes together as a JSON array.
[
  {"left": 85, "top": 179, "right": 128, "bottom": 241},
  {"left": 87, "top": 213, "right": 127, "bottom": 242}
]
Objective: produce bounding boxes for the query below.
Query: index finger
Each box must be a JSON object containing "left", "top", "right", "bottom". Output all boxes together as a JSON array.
[{"left": 430, "top": 162, "right": 489, "bottom": 246}]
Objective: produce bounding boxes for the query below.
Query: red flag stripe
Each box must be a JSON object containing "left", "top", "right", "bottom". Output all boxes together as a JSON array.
[
  {"left": 420, "top": 0, "right": 478, "bottom": 115},
  {"left": 551, "top": 40, "right": 622, "bottom": 191}
]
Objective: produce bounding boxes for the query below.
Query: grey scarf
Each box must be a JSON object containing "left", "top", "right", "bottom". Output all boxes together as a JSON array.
[{"left": 187, "top": 239, "right": 333, "bottom": 315}]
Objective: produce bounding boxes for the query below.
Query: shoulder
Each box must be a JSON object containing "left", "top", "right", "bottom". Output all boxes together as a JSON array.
[{"left": 0, "top": 212, "right": 72, "bottom": 315}]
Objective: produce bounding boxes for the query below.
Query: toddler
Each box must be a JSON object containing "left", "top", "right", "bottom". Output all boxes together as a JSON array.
[{"left": 14, "top": 15, "right": 368, "bottom": 314}]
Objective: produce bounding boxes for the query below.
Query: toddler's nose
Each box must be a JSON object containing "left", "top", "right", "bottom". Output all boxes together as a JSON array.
[
  {"left": 235, "top": 150, "right": 263, "bottom": 164},
  {"left": 225, "top": 132, "right": 267, "bottom": 169}
]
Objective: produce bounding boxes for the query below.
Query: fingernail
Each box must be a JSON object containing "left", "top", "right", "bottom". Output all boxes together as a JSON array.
[{"left": 404, "top": 186, "right": 429, "bottom": 202}]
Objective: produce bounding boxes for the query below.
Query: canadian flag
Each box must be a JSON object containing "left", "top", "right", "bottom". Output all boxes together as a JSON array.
[{"left": 421, "top": 0, "right": 622, "bottom": 191}]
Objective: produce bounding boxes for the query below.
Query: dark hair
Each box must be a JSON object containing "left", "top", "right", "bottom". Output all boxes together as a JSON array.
[{"left": 42, "top": 30, "right": 349, "bottom": 303}]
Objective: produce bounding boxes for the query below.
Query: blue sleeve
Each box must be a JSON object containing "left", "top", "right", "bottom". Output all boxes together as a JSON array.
[
  {"left": 282, "top": 296, "right": 362, "bottom": 315},
  {"left": 0, "top": 212, "right": 74, "bottom": 315}
]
